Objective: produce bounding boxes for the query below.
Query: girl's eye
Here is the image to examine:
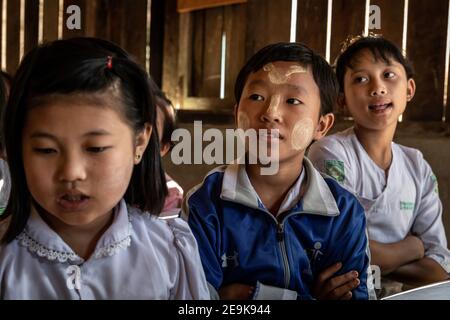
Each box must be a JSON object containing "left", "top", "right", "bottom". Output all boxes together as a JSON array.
[
  {"left": 33, "top": 148, "right": 57, "bottom": 154},
  {"left": 384, "top": 71, "right": 395, "bottom": 79},
  {"left": 354, "top": 76, "right": 368, "bottom": 84},
  {"left": 249, "top": 94, "right": 264, "bottom": 101},
  {"left": 286, "top": 98, "right": 302, "bottom": 105},
  {"left": 87, "top": 147, "right": 110, "bottom": 153}
]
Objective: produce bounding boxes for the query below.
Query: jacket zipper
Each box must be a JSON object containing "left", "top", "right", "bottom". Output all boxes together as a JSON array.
[{"left": 276, "top": 222, "right": 290, "bottom": 288}]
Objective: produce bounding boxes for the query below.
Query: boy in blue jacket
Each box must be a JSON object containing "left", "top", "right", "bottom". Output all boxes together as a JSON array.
[{"left": 183, "top": 42, "right": 375, "bottom": 300}]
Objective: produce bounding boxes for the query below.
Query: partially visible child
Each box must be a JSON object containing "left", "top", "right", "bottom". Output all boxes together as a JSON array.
[
  {"left": 0, "top": 70, "right": 11, "bottom": 215},
  {"left": 149, "top": 79, "right": 184, "bottom": 215},
  {"left": 184, "top": 42, "right": 375, "bottom": 300},
  {"left": 0, "top": 37, "right": 209, "bottom": 299},
  {"left": 308, "top": 36, "right": 450, "bottom": 296}
]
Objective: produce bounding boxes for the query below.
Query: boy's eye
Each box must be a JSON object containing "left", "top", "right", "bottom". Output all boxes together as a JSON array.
[
  {"left": 86, "top": 146, "right": 111, "bottom": 153},
  {"left": 33, "top": 148, "right": 57, "bottom": 154},
  {"left": 384, "top": 71, "right": 395, "bottom": 79},
  {"left": 286, "top": 98, "right": 302, "bottom": 105},
  {"left": 354, "top": 76, "right": 368, "bottom": 84},
  {"left": 249, "top": 94, "right": 264, "bottom": 101}
]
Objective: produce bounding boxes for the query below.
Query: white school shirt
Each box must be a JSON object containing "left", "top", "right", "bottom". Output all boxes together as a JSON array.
[
  {"left": 0, "top": 199, "right": 209, "bottom": 299},
  {"left": 308, "top": 127, "right": 450, "bottom": 272}
]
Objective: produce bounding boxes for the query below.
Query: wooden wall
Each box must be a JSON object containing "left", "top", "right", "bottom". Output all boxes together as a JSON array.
[
  {"left": 1, "top": 0, "right": 450, "bottom": 122},
  {"left": 0, "top": 0, "right": 150, "bottom": 74},
  {"left": 163, "top": 0, "right": 450, "bottom": 123}
]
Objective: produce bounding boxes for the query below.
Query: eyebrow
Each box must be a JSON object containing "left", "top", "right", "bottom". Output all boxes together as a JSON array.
[{"left": 30, "top": 129, "right": 112, "bottom": 140}]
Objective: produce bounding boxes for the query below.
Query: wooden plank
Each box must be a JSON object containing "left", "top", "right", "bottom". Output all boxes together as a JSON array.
[
  {"left": 150, "top": 0, "right": 166, "bottom": 85},
  {"left": 43, "top": 0, "right": 60, "bottom": 42},
  {"left": 199, "top": 6, "right": 223, "bottom": 97},
  {"left": 177, "top": 0, "right": 246, "bottom": 13},
  {"left": 0, "top": 0, "right": 2, "bottom": 69},
  {"left": 369, "top": 0, "right": 404, "bottom": 49},
  {"left": 123, "top": 0, "right": 147, "bottom": 67},
  {"left": 191, "top": 9, "right": 205, "bottom": 96},
  {"left": 6, "top": 0, "right": 20, "bottom": 74},
  {"left": 245, "top": 0, "right": 291, "bottom": 60},
  {"left": 330, "top": 0, "right": 366, "bottom": 63},
  {"left": 25, "top": 0, "right": 39, "bottom": 54},
  {"left": 63, "top": 0, "right": 86, "bottom": 38},
  {"left": 177, "top": 12, "right": 192, "bottom": 107},
  {"left": 108, "top": 0, "right": 125, "bottom": 47},
  {"left": 224, "top": 3, "right": 246, "bottom": 101},
  {"left": 162, "top": 0, "right": 180, "bottom": 105},
  {"left": 296, "top": 0, "right": 328, "bottom": 57},
  {"left": 405, "top": 0, "right": 448, "bottom": 121}
]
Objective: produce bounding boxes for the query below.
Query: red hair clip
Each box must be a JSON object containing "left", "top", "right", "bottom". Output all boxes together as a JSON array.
[{"left": 106, "top": 56, "right": 113, "bottom": 69}]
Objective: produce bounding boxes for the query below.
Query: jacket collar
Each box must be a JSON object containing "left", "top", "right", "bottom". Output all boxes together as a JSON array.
[{"left": 220, "top": 157, "right": 340, "bottom": 217}]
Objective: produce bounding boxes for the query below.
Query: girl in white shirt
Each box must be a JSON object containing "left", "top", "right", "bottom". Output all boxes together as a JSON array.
[
  {"left": 309, "top": 36, "right": 450, "bottom": 296},
  {"left": 0, "top": 37, "right": 209, "bottom": 299}
]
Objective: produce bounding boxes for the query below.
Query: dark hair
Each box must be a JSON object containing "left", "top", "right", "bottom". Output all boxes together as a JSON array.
[
  {"left": 0, "top": 70, "right": 12, "bottom": 157},
  {"left": 0, "top": 37, "right": 167, "bottom": 243},
  {"left": 234, "top": 42, "right": 338, "bottom": 115},
  {"left": 148, "top": 78, "right": 176, "bottom": 149},
  {"left": 335, "top": 36, "right": 414, "bottom": 92}
]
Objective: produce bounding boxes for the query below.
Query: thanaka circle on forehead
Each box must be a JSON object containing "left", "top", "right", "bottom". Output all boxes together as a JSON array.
[
  {"left": 262, "top": 62, "right": 307, "bottom": 85},
  {"left": 291, "top": 118, "right": 314, "bottom": 151}
]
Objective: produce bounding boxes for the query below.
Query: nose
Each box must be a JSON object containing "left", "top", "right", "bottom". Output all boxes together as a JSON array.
[
  {"left": 57, "top": 152, "right": 87, "bottom": 184},
  {"left": 260, "top": 96, "right": 282, "bottom": 123},
  {"left": 370, "top": 78, "right": 387, "bottom": 96}
]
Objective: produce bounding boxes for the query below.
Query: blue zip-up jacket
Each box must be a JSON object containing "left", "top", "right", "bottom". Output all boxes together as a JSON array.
[{"left": 184, "top": 157, "right": 374, "bottom": 300}]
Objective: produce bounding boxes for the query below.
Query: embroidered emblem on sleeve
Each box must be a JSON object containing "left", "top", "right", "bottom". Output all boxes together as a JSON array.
[
  {"left": 431, "top": 174, "right": 439, "bottom": 194},
  {"left": 324, "top": 160, "right": 345, "bottom": 183}
]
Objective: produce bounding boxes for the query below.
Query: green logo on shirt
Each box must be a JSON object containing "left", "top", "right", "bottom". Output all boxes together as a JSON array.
[
  {"left": 431, "top": 174, "right": 439, "bottom": 194},
  {"left": 325, "top": 160, "right": 345, "bottom": 183},
  {"left": 400, "top": 201, "right": 415, "bottom": 211}
]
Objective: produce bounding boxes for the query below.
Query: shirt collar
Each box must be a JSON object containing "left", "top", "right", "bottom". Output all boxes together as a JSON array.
[
  {"left": 220, "top": 157, "right": 340, "bottom": 217},
  {"left": 20, "top": 199, "right": 132, "bottom": 263}
]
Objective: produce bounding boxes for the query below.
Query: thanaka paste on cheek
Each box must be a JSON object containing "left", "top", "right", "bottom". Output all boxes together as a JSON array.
[
  {"left": 263, "top": 63, "right": 307, "bottom": 85},
  {"left": 291, "top": 118, "right": 314, "bottom": 151}
]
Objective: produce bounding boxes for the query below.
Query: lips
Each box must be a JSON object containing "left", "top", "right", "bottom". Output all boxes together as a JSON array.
[
  {"left": 57, "top": 191, "right": 91, "bottom": 211},
  {"left": 369, "top": 102, "right": 393, "bottom": 111}
]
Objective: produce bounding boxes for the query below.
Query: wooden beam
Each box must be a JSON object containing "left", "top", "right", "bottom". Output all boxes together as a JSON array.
[
  {"left": 369, "top": 0, "right": 404, "bottom": 49},
  {"left": 330, "top": 0, "right": 365, "bottom": 64},
  {"left": 245, "top": 0, "right": 291, "bottom": 60},
  {"left": 43, "top": 0, "right": 60, "bottom": 42},
  {"left": 6, "top": 0, "right": 20, "bottom": 74},
  {"left": 296, "top": 0, "right": 328, "bottom": 57},
  {"left": 177, "top": 0, "right": 246, "bottom": 13},
  {"left": 405, "top": 0, "right": 448, "bottom": 121},
  {"left": 25, "top": 0, "right": 39, "bottom": 53}
]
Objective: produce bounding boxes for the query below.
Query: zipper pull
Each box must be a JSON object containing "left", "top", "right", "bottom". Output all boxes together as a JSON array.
[{"left": 277, "top": 224, "right": 284, "bottom": 241}]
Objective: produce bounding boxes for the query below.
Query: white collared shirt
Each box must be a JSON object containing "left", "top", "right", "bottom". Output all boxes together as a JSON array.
[
  {"left": 308, "top": 127, "right": 450, "bottom": 272},
  {"left": 0, "top": 199, "right": 209, "bottom": 299}
]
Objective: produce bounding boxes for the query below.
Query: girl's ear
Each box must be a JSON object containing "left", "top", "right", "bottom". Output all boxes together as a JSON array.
[
  {"left": 313, "top": 113, "right": 335, "bottom": 140},
  {"left": 160, "top": 142, "right": 170, "bottom": 157},
  {"left": 134, "top": 122, "right": 152, "bottom": 164},
  {"left": 406, "top": 78, "right": 416, "bottom": 102}
]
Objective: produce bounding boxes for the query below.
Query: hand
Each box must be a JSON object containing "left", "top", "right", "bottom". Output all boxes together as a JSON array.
[
  {"left": 219, "top": 283, "right": 255, "bottom": 300},
  {"left": 312, "top": 262, "right": 360, "bottom": 300}
]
